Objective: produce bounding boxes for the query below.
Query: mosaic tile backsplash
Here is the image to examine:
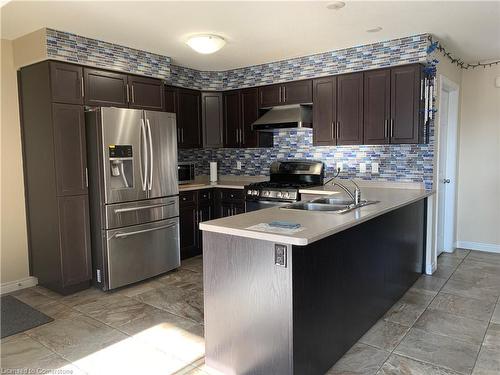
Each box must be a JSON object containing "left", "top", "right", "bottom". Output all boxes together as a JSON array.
[
  {"left": 46, "top": 29, "right": 171, "bottom": 79},
  {"left": 178, "top": 128, "right": 434, "bottom": 190},
  {"left": 171, "top": 34, "right": 428, "bottom": 90},
  {"left": 44, "top": 28, "right": 433, "bottom": 189}
]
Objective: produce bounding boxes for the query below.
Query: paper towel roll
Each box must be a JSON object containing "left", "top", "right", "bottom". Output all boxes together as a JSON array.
[{"left": 210, "top": 162, "right": 218, "bottom": 182}]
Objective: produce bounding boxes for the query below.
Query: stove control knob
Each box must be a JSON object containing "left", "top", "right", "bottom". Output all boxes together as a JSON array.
[
  {"left": 282, "top": 191, "right": 289, "bottom": 199},
  {"left": 262, "top": 190, "right": 268, "bottom": 197},
  {"left": 276, "top": 191, "right": 283, "bottom": 198},
  {"left": 247, "top": 190, "right": 252, "bottom": 195},
  {"left": 254, "top": 190, "right": 260, "bottom": 196}
]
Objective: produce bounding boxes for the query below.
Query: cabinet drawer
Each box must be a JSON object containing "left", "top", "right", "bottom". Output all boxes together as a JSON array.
[
  {"left": 219, "top": 188, "right": 245, "bottom": 202},
  {"left": 198, "top": 189, "right": 213, "bottom": 204},
  {"left": 179, "top": 191, "right": 197, "bottom": 205}
]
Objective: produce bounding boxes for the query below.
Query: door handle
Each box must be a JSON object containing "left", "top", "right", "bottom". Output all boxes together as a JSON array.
[
  {"left": 283, "top": 86, "right": 286, "bottom": 102},
  {"left": 146, "top": 118, "right": 153, "bottom": 190},
  {"left": 114, "top": 222, "right": 177, "bottom": 238},
  {"left": 384, "top": 119, "right": 389, "bottom": 138},
  {"left": 81, "top": 77, "right": 85, "bottom": 98},
  {"left": 126, "top": 84, "right": 130, "bottom": 103},
  {"left": 114, "top": 201, "right": 175, "bottom": 214},
  {"left": 140, "top": 119, "right": 148, "bottom": 191},
  {"left": 131, "top": 85, "right": 135, "bottom": 103},
  {"left": 85, "top": 167, "right": 88, "bottom": 187},
  {"left": 336, "top": 121, "right": 340, "bottom": 139},
  {"left": 331, "top": 122, "right": 334, "bottom": 139},
  {"left": 390, "top": 119, "right": 394, "bottom": 138},
  {"left": 278, "top": 87, "right": 282, "bottom": 103},
  {"left": 443, "top": 179, "right": 451, "bottom": 184}
]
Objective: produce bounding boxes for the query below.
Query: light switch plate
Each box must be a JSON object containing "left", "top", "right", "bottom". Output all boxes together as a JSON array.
[
  {"left": 359, "top": 163, "right": 366, "bottom": 173},
  {"left": 371, "top": 162, "right": 379, "bottom": 174},
  {"left": 336, "top": 162, "right": 343, "bottom": 172},
  {"left": 236, "top": 161, "right": 242, "bottom": 170}
]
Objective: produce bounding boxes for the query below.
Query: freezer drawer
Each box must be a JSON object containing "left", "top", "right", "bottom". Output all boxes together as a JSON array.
[
  {"left": 105, "top": 218, "right": 180, "bottom": 289},
  {"left": 105, "top": 196, "right": 179, "bottom": 229}
]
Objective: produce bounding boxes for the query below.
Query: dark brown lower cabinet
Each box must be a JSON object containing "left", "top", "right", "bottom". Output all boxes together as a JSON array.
[{"left": 215, "top": 189, "right": 246, "bottom": 218}]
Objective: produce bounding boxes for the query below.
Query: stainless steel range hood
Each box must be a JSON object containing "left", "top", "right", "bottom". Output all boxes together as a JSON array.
[{"left": 251, "top": 104, "right": 312, "bottom": 132}]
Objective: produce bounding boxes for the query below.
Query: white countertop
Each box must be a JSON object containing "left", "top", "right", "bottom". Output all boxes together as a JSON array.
[
  {"left": 200, "top": 186, "right": 434, "bottom": 246},
  {"left": 179, "top": 175, "right": 268, "bottom": 191}
]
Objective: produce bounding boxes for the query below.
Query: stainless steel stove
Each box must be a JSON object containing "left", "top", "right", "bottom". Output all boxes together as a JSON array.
[{"left": 245, "top": 160, "right": 324, "bottom": 211}]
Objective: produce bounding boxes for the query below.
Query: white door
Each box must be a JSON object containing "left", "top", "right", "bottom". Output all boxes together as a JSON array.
[{"left": 437, "top": 77, "right": 459, "bottom": 254}]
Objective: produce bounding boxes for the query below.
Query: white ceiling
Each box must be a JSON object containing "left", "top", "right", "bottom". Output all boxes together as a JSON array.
[{"left": 1, "top": 1, "right": 499, "bottom": 71}]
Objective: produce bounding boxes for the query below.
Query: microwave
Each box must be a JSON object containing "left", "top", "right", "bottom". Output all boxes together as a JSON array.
[{"left": 178, "top": 162, "right": 195, "bottom": 184}]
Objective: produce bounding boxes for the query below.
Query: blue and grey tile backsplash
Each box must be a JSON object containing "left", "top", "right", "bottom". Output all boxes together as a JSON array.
[{"left": 44, "top": 28, "right": 434, "bottom": 189}]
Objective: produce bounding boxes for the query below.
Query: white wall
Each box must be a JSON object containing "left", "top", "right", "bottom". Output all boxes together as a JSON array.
[
  {"left": 0, "top": 29, "right": 46, "bottom": 291},
  {"left": 456, "top": 65, "right": 500, "bottom": 251}
]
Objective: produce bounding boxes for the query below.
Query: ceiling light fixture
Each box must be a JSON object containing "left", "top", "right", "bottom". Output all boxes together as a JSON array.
[
  {"left": 366, "top": 26, "right": 383, "bottom": 33},
  {"left": 326, "top": 1, "right": 346, "bottom": 10},
  {"left": 186, "top": 34, "right": 226, "bottom": 54}
]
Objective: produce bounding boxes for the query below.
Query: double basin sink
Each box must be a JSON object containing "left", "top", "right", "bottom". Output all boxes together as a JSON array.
[{"left": 283, "top": 196, "right": 378, "bottom": 214}]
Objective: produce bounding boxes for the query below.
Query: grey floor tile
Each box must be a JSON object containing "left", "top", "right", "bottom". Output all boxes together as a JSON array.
[
  {"left": 326, "top": 343, "right": 389, "bottom": 375},
  {"left": 441, "top": 278, "right": 500, "bottom": 303},
  {"left": 384, "top": 301, "right": 427, "bottom": 327},
  {"left": 413, "top": 309, "right": 488, "bottom": 345},
  {"left": 492, "top": 303, "right": 500, "bottom": 324},
  {"left": 432, "top": 264, "right": 457, "bottom": 280},
  {"left": 157, "top": 268, "right": 203, "bottom": 290},
  {"left": 411, "top": 275, "right": 447, "bottom": 293},
  {"left": 429, "top": 292, "right": 496, "bottom": 322},
  {"left": 483, "top": 323, "right": 500, "bottom": 351},
  {"left": 452, "top": 248, "right": 471, "bottom": 259},
  {"left": 116, "top": 278, "right": 164, "bottom": 297},
  {"left": 467, "top": 251, "right": 500, "bottom": 266},
  {"left": 460, "top": 259, "right": 500, "bottom": 275},
  {"left": 438, "top": 254, "right": 464, "bottom": 268},
  {"left": 0, "top": 334, "right": 55, "bottom": 368},
  {"left": 180, "top": 255, "right": 203, "bottom": 273},
  {"left": 395, "top": 328, "right": 480, "bottom": 374},
  {"left": 35, "top": 301, "right": 82, "bottom": 320},
  {"left": 472, "top": 346, "right": 500, "bottom": 375},
  {"left": 60, "top": 287, "right": 109, "bottom": 307},
  {"left": 451, "top": 268, "right": 500, "bottom": 289},
  {"left": 11, "top": 288, "right": 57, "bottom": 308},
  {"left": 134, "top": 285, "right": 203, "bottom": 324},
  {"left": 359, "top": 320, "right": 410, "bottom": 351},
  {"left": 400, "top": 288, "right": 436, "bottom": 306},
  {"left": 377, "top": 353, "right": 462, "bottom": 375}
]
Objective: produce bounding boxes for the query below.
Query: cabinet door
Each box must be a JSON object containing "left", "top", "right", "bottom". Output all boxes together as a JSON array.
[
  {"left": 58, "top": 195, "right": 91, "bottom": 287},
  {"left": 128, "top": 76, "right": 165, "bottom": 111},
  {"left": 337, "top": 73, "right": 364, "bottom": 145},
  {"left": 50, "top": 62, "right": 84, "bottom": 105},
  {"left": 219, "top": 202, "right": 234, "bottom": 218},
  {"left": 202, "top": 92, "right": 224, "bottom": 147},
  {"left": 179, "top": 204, "right": 199, "bottom": 259},
  {"left": 177, "top": 88, "right": 202, "bottom": 148},
  {"left": 364, "top": 69, "right": 390, "bottom": 145},
  {"left": 283, "top": 80, "right": 312, "bottom": 105},
  {"left": 165, "top": 86, "right": 177, "bottom": 113},
  {"left": 197, "top": 203, "right": 212, "bottom": 251},
  {"left": 241, "top": 88, "right": 259, "bottom": 148},
  {"left": 390, "top": 65, "right": 422, "bottom": 144},
  {"left": 84, "top": 68, "right": 128, "bottom": 107},
  {"left": 259, "top": 84, "right": 282, "bottom": 108},
  {"left": 232, "top": 203, "right": 246, "bottom": 215},
  {"left": 52, "top": 104, "right": 88, "bottom": 196},
  {"left": 313, "top": 77, "right": 337, "bottom": 146},
  {"left": 223, "top": 90, "right": 241, "bottom": 147}
]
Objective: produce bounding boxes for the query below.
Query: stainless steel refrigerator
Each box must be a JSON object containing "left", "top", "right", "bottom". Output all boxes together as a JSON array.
[{"left": 85, "top": 107, "right": 180, "bottom": 290}]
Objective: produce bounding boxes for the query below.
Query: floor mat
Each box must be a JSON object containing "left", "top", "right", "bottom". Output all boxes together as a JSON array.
[{"left": 1, "top": 295, "right": 53, "bottom": 338}]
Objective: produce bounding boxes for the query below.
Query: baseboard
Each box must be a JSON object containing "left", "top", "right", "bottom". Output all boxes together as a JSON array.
[
  {"left": 425, "top": 261, "right": 437, "bottom": 275},
  {"left": 455, "top": 241, "right": 500, "bottom": 254},
  {"left": 0, "top": 276, "right": 38, "bottom": 295}
]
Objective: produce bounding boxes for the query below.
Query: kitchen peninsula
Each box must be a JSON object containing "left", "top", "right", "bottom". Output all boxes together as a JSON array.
[{"left": 200, "top": 186, "right": 433, "bottom": 375}]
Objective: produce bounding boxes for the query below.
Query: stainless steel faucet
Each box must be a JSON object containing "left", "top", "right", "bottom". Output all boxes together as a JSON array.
[{"left": 332, "top": 179, "right": 362, "bottom": 206}]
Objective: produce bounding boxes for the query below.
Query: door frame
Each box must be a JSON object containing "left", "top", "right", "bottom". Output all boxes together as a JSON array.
[{"left": 431, "top": 75, "right": 460, "bottom": 267}]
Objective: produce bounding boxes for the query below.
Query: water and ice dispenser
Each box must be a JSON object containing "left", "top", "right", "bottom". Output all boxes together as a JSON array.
[{"left": 108, "top": 145, "right": 133, "bottom": 189}]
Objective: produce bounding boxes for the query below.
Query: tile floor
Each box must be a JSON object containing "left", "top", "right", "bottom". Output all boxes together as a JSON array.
[{"left": 1, "top": 249, "right": 500, "bottom": 375}]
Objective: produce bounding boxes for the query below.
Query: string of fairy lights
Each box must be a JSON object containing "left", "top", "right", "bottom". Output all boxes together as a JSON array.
[{"left": 427, "top": 35, "right": 500, "bottom": 70}]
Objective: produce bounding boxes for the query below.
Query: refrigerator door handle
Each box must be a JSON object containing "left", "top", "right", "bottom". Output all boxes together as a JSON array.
[
  {"left": 146, "top": 118, "right": 153, "bottom": 190},
  {"left": 140, "top": 118, "right": 148, "bottom": 191}
]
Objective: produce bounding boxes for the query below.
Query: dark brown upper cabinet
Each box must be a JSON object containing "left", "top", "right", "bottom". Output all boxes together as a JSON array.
[
  {"left": 52, "top": 103, "right": 88, "bottom": 196},
  {"left": 202, "top": 92, "right": 224, "bottom": 147},
  {"left": 165, "top": 86, "right": 177, "bottom": 113},
  {"left": 364, "top": 69, "right": 391, "bottom": 145},
  {"left": 259, "top": 80, "right": 312, "bottom": 108},
  {"left": 84, "top": 68, "right": 128, "bottom": 107},
  {"left": 313, "top": 76, "right": 337, "bottom": 146},
  {"left": 50, "top": 62, "right": 84, "bottom": 105},
  {"left": 176, "top": 88, "right": 202, "bottom": 148},
  {"left": 337, "top": 73, "right": 364, "bottom": 145},
  {"left": 390, "top": 65, "right": 423, "bottom": 144},
  {"left": 223, "top": 90, "right": 241, "bottom": 147},
  {"left": 240, "top": 88, "right": 260, "bottom": 147},
  {"left": 128, "top": 75, "right": 165, "bottom": 111}
]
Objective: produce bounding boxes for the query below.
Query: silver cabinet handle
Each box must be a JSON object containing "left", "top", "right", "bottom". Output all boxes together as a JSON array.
[
  {"left": 278, "top": 87, "right": 282, "bottom": 103},
  {"left": 336, "top": 121, "right": 340, "bottom": 139},
  {"left": 114, "top": 222, "right": 177, "bottom": 239},
  {"left": 131, "top": 85, "right": 135, "bottom": 103},
  {"left": 81, "top": 77, "right": 85, "bottom": 98},
  {"left": 114, "top": 201, "right": 175, "bottom": 214},
  {"left": 140, "top": 119, "right": 147, "bottom": 191},
  {"left": 126, "top": 84, "right": 130, "bottom": 103},
  {"left": 283, "top": 86, "right": 286, "bottom": 102},
  {"left": 146, "top": 118, "right": 153, "bottom": 190},
  {"left": 331, "top": 122, "right": 334, "bottom": 139},
  {"left": 85, "top": 167, "right": 88, "bottom": 187},
  {"left": 384, "top": 119, "right": 389, "bottom": 138},
  {"left": 390, "top": 119, "right": 394, "bottom": 138}
]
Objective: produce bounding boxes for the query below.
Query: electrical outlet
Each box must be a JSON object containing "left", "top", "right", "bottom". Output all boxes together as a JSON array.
[
  {"left": 275, "top": 244, "right": 287, "bottom": 267},
  {"left": 236, "top": 161, "right": 242, "bottom": 170},
  {"left": 371, "top": 162, "right": 379, "bottom": 174},
  {"left": 359, "top": 163, "right": 366, "bottom": 173},
  {"left": 336, "top": 162, "right": 343, "bottom": 172}
]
